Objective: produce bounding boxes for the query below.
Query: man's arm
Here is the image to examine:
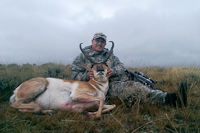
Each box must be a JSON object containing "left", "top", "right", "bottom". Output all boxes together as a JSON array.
[
  {"left": 110, "top": 55, "right": 126, "bottom": 77},
  {"left": 71, "top": 54, "right": 90, "bottom": 81}
]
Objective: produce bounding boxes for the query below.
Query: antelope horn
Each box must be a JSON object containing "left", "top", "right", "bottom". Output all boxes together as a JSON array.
[
  {"left": 79, "top": 43, "right": 95, "bottom": 63},
  {"left": 103, "top": 41, "right": 114, "bottom": 62}
]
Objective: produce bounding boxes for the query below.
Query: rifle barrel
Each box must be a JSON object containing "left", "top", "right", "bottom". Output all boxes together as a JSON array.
[{"left": 135, "top": 71, "right": 157, "bottom": 84}]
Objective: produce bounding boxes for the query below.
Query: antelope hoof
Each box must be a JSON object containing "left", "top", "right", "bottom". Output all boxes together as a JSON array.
[
  {"left": 95, "top": 113, "right": 101, "bottom": 119},
  {"left": 85, "top": 112, "right": 96, "bottom": 119},
  {"left": 48, "top": 111, "right": 54, "bottom": 115}
]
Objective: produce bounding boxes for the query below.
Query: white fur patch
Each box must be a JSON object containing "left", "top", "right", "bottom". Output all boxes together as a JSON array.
[
  {"left": 9, "top": 85, "right": 21, "bottom": 103},
  {"left": 36, "top": 78, "right": 73, "bottom": 109}
]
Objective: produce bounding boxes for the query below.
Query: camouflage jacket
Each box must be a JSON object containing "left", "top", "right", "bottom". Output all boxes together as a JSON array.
[{"left": 71, "top": 45, "right": 127, "bottom": 82}]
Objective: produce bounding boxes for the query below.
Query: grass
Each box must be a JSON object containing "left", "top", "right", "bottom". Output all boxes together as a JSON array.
[{"left": 0, "top": 63, "right": 200, "bottom": 132}]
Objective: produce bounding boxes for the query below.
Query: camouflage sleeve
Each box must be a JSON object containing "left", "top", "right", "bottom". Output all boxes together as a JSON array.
[
  {"left": 71, "top": 54, "right": 90, "bottom": 81},
  {"left": 111, "top": 55, "right": 126, "bottom": 77}
]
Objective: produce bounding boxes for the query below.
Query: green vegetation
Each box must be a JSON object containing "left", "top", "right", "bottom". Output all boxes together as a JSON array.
[{"left": 0, "top": 63, "right": 200, "bottom": 132}]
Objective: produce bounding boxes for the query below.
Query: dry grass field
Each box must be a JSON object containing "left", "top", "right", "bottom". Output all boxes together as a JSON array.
[{"left": 0, "top": 63, "right": 200, "bottom": 132}]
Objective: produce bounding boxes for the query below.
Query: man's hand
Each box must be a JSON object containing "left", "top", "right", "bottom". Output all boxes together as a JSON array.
[
  {"left": 107, "top": 68, "right": 113, "bottom": 78},
  {"left": 89, "top": 70, "right": 94, "bottom": 79}
]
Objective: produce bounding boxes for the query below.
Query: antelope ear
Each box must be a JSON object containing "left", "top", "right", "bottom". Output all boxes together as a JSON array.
[
  {"left": 81, "top": 61, "right": 92, "bottom": 70},
  {"left": 106, "top": 58, "right": 114, "bottom": 68}
]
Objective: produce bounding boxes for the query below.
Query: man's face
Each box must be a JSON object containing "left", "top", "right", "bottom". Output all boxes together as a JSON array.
[{"left": 91, "top": 38, "right": 106, "bottom": 52}]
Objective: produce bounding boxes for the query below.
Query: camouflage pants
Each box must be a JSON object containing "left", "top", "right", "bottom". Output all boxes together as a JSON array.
[{"left": 108, "top": 80, "right": 167, "bottom": 104}]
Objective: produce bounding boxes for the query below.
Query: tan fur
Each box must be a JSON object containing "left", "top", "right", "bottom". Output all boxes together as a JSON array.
[
  {"left": 17, "top": 77, "right": 48, "bottom": 99},
  {"left": 88, "top": 80, "right": 102, "bottom": 91}
]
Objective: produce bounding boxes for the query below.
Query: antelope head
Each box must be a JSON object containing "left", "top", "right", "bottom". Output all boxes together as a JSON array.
[{"left": 80, "top": 41, "right": 114, "bottom": 81}]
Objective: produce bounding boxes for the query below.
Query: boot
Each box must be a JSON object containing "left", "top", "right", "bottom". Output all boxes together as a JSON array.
[{"left": 165, "top": 81, "right": 188, "bottom": 107}]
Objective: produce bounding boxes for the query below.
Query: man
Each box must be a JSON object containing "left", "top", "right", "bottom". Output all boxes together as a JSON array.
[{"left": 71, "top": 32, "right": 187, "bottom": 107}]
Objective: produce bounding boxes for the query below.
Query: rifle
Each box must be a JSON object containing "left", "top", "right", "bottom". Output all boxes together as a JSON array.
[{"left": 125, "top": 69, "right": 163, "bottom": 91}]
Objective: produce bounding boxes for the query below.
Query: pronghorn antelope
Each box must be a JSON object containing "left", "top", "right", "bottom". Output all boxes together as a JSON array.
[{"left": 10, "top": 42, "right": 116, "bottom": 118}]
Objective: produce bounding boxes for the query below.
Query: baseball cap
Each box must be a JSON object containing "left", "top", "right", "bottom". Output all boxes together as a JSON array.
[{"left": 93, "top": 32, "right": 107, "bottom": 42}]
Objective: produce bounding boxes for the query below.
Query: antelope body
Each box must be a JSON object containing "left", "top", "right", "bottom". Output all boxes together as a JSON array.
[{"left": 10, "top": 42, "right": 116, "bottom": 118}]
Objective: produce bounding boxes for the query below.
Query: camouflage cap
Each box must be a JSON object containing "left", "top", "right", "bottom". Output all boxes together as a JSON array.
[{"left": 93, "top": 32, "right": 107, "bottom": 42}]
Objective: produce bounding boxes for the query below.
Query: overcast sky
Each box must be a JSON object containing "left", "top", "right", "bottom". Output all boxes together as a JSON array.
[{"left": 0, "top": 0, "right": 200, "bottom": 67}]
